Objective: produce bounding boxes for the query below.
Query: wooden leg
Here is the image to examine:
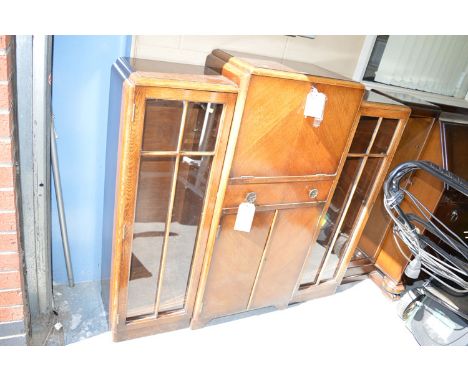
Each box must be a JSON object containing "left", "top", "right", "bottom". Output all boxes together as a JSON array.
[
  {"left": 190, "top": 317, "right": 210, "bottom": 330},
  {"left": 369, "top": 271, "right": 404, "bottom": 300}
]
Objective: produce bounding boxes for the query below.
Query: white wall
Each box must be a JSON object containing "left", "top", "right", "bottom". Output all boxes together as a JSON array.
[{"left": 131, "top": 35, "right": 366, "bottom": 79}]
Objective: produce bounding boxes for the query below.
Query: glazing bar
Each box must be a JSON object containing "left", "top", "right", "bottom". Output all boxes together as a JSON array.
[
  {"left": 141, "top": 150, "right": 215, "bottom": 157},
  {"left": 153, "top": 101, "right": 189, "bottom": 317},
  {"left": 198, "top": 102, "right": 212, "bottom": 151},
  {"left": 315, "top": 117, "right": 383, "bottom": 285}
]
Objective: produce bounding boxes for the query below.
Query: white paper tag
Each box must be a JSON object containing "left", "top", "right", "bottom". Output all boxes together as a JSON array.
[
  {"left": 304, "top": 87, "right": 327, "bottom": 126},
  {"left": 234, "top": 202, "right": 256, "bottom": 232}
]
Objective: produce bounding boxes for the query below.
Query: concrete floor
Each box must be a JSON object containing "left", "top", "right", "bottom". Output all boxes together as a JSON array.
[
  {"left": 37, "top": 281, "right": 108, "bottom": 345},
  {"left": 66, "top": 278, "right": 418, "bottom": 348},
  {"left": 8, "top": 278, "right": 465, "bottom": 382}
]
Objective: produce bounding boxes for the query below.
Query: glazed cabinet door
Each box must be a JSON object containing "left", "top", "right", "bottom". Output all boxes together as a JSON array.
[
  {"left": 110, "top": 86, "right": 236, "bottom": 341},
  {"left": 294, "top": 109, "right": 409, "bottom": 301}
]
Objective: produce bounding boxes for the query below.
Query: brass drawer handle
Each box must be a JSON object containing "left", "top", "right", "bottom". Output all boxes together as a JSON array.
[{"left": 309, "top": 188, "right": 318, "bottom": 199}]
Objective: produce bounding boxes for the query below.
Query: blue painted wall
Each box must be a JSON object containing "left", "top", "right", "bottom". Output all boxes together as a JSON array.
[{"left": 51, "top": 36, "right": 131, "bottom": 284}]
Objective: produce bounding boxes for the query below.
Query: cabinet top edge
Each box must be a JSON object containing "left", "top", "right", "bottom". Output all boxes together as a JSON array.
[
  {"left": 212, "top": 49, "right": 365, "bottom": 90},
  {"left": 361, "top": 90, "right": 410, "bottom": 114},
  {"left": 370, "top": 89, "right": 441, "bottom": 119},
  {"left": 114, "top": 57, "right": 238, "bottom": 92}
]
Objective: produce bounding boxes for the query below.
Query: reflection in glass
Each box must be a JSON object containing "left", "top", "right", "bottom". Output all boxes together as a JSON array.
[
  {"left": 320, "top": 158, "right": 383, "bottom": 282},
  {"left": 127, "top": 98, "right": 223, "bottom": 320},
  {"left": 300, "top": 158, "right": 362, "bottom": 286},
  {"left": 371, "top": 118, "right": 398, "bottom": 154},
  {"left": 158, "top": 156, "right": 213, "bottom": 313},
  {"left": 127, "top": 157, "right": 176, "bottom": 319},
  {"left": 182, "top": 103, "right": 222, "bottom": 152},
  {"left": 349, "top": 116, "right": 379, "bottom": 154},
  {"left": 142, "top": 100, "right": 183, "bottom": 151}
]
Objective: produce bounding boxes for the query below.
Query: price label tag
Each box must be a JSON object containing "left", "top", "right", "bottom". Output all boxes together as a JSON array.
[
  {"left": 234, "top": 202, "right": 256, "bottom": 232},
  {"left": 304, "top": 87, "right": 327, "bottom": 126}
]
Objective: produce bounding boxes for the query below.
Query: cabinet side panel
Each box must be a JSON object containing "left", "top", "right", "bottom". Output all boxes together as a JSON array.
[
  {"left": 101, "top": 66, "right": 126, "bottom": 315},
  {"left": 375, "top": 122, "right": 444, "bottom": 281}
]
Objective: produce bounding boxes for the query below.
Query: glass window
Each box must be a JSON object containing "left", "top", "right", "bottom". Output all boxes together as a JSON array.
[
  {"left": 127, "top": 157, "right": 176, "bottom": 319},
  {"left": 349, "top": 116, "right": 379, "bottom": 154},
  {"left": 181, "top": 103, "right": 222, "bottom": 152},
  {"left": 142, "top": 100, "right": 184, "bottom": 151}
]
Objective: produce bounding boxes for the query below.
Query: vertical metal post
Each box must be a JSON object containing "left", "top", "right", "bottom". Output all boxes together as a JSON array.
[
  {"left": 16, "top": 35, "right": 54, "bottom": 316},
  {"left": 51, "top": 120, "right": 74, "bottom": 287},
  {"left": 33, "top": 35, "right": 54, "bottom": 312},
  {"left": 16, "top": 36, "right": 39, "bottom": 316}
]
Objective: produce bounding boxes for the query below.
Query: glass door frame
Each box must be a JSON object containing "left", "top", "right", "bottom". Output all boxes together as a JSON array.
[
  {"left": 110, "top": 85, "right": 237, "bottom": 341},
  {"left": 293, "top": 103, "right": 410, "bottom": 303}
]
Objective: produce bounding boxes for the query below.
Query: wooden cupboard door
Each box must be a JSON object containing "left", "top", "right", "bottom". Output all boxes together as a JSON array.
[
  {"left": 229, "top": 75, "right": 363, "bottom": 178},
  {"left": 199, "top": 211, "right": 276, "bottom": 319},
  {"left": 248, "top": 206, "right": 323, "bottom": 310},
  {"left": 196, "top": 205, "right": 324, "bottom": 324}
]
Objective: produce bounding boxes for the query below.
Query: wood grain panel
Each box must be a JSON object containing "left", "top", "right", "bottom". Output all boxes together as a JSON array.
[
  {"left": 193, "top": 50, "right": 364, "bottom": 328},
  {"left": 229, "top": 75, "right": 363, "bottom": 177},
  {"left": 198, "top": 212, "right": 275, "bottom": 320},
  {"left": 248, "top": 206, "right": 323, "bottom": 310}
]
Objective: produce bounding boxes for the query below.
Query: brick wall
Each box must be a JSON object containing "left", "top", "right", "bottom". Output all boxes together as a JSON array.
[{"left": 0, "top": 35, "right": 28, "bottom": 345}]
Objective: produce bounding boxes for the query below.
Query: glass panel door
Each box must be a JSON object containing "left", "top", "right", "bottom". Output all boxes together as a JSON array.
[
  {"left": 126, "top": 99, "right": 224, "bottom": 321},
  {"left": 299, "top": 115, "right": 400, "bottom": 288}
]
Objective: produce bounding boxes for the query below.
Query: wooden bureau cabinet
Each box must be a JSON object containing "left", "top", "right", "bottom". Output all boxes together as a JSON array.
[
  {"left": 191, "top": 50, "right": 365, "bottom": 327},
  {"left": 103, "top": 52, "right": 418, "bottom": 340}
]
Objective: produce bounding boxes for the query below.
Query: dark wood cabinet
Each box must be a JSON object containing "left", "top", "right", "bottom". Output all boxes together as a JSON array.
[
  {"left": 192, "top": 50, "right": 365, "bottom": 327},
  {"left": 103, "top": 53, "right": 430, "bottom": 341}
]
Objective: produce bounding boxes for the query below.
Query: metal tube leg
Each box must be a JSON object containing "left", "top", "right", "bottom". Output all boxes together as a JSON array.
[{"left": 51, "top": 121, "right": 74, "bottom": 287}]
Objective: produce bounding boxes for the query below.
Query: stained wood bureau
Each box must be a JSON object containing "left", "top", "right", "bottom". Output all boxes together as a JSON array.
[
  {"left": 191, "top": 50, "right": 365, "bottom": 327},
  {"left": 103, "top": 52, "right": 421, "bottom": 341}
]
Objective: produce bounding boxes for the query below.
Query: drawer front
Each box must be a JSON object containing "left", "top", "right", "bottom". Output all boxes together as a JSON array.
[{"left": 223, "top": 179, "right": 333, "bottom": 208}]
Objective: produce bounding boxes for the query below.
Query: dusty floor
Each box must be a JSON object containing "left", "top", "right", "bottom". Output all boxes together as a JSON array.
[
  {"left": 37, "top": 281, "right": 108, "bottom": 345},
  {"left": 54, "top": 278, "right": 418, "bottom": 348}
]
